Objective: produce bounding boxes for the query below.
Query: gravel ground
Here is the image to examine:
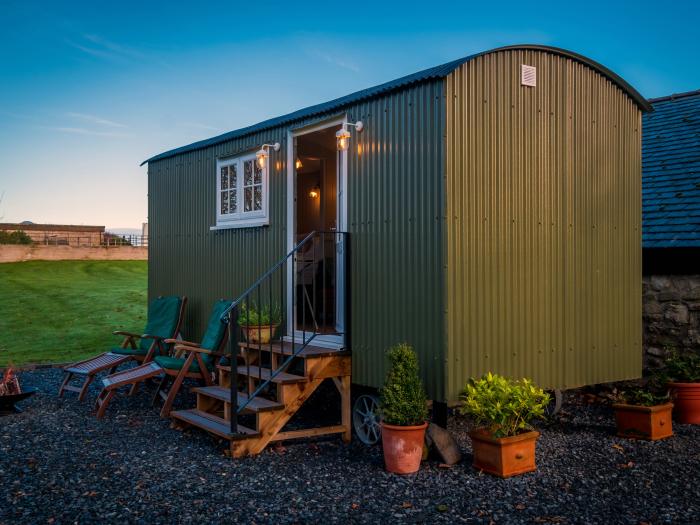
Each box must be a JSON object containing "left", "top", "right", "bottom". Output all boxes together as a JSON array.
[{"left": 1, "top": 369, "right": 699, "bottom": 525}]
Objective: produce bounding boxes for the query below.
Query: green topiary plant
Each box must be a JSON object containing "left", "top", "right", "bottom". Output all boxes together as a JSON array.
[
  {"left": 459, "top": 373, "right": 550, "bottom": 437},
  {"left": 237, "top": 302, "right": 282, "bottom": 327},
  {"left": 379, "top": 343, "right": 428, "bottom": 426}
]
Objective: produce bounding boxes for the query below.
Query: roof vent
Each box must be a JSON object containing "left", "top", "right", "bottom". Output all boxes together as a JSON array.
[{"left": 521, "top": 64, "right": 536, "bottom": 87}]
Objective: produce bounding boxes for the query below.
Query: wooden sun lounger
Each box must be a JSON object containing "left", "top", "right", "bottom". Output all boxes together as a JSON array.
[
  {"left": 59, "top": 353, "right": 132, "bottom": 401},
  {"left": 94, "top": 362, "right": 165, "bottom": 418}
]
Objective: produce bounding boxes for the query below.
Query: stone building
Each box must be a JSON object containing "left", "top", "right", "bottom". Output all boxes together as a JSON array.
[
  {"left": 0, "top": 222, "right": 105, "bottom": 246},
  {"left": 642, "top": 89, "right": 700, "bottom": 368}
]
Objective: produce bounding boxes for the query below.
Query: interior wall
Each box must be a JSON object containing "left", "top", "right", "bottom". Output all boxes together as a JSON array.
[{"left": 296, "top": 170, "right": 322, "bottom": 235}]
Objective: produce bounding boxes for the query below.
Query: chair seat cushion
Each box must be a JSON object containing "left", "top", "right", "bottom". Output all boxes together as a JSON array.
[
  {"left": 111, "top": 347, "right": 148, "bottom": 357},
  {"left": 154, "top": 355, "right": 211, "bottom": 373}
]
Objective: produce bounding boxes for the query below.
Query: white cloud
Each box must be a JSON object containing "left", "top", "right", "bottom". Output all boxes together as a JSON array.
[
  {"left": 44, "top": 126, "right": 131, "bottom": 138},
  {"left": 65, "top": 112, "right": 127, "bottom": 128}
]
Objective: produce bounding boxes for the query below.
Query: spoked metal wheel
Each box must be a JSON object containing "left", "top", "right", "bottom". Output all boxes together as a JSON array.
[
  {"left": 353, "top": 394, "right": 381, "bottom": 445},
  {"left": 545, "top": 389, "right": 564, "bottom": 417}
]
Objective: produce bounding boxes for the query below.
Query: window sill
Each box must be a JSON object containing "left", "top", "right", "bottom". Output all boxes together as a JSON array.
[{"left": 210, "top": 218, "right": 269, "bottom": 231}]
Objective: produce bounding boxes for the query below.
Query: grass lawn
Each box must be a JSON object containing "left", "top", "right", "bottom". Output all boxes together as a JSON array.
[{"left": 0, "top": 260, "right": 147, "bottom": 366}]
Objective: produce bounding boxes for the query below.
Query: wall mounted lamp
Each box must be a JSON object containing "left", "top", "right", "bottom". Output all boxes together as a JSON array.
[
  {"left": 256, "top": 142, "right": 280, "bottom": 169},
  {"left": 336, "top": 121, "right": 363, "bottom": 151}
]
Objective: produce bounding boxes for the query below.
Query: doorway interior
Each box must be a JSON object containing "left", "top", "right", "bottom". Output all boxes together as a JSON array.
[{"left": 288, "top": 119, "right": 346, "bottom": 346}]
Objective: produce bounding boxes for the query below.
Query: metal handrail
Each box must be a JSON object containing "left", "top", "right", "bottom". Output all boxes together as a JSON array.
[{"left": 224, "top": 230, "right": 348, "bottom": 434}]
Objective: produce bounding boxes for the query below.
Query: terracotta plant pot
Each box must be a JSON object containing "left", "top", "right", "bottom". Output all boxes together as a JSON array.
[
  {"left": 240, "top": 324, "right": 279, "bottom": 344},
  {"left": 613, "top": 403, "right": 673, "bottom": 440},
  {"left": 469, "top": 429, "right": 539, "bottom": 478},
  {"left": 669, "top": 382, "right": 700, "bottom": 424},
  {"left": 381, "top": 421, "right": 428, "bottom": 474}
]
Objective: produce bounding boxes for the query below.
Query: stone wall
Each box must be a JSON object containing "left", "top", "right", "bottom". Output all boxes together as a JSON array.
[
  {"left": 643, "top": 274, "right": 700, "bottom": 368},
  {"left": 0, "top": 244, "right": 147, "bottom": 263}
]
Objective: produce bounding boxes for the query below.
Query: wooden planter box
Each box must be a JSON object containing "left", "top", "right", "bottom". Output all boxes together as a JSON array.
[
  {"left": 613, "top": 403, "right": 673, "bottom": 440},
  {"left": 468, "top": 429, "right": 539, "bottom": 478},
  {"left": 240, "top": 324, "right": 279, "bottom": 344}
]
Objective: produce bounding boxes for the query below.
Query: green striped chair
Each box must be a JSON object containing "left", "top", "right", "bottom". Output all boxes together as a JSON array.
[{"left": 153, "top": 299, "right": 231, "bottom": 417}]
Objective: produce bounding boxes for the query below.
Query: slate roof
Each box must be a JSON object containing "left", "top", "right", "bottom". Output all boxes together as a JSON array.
[
  {"left": 142, "top": 45, "right": 650, "bottom": 165},
  {"left": 643, "top": 90, "right": 700, "bottom": 248}
]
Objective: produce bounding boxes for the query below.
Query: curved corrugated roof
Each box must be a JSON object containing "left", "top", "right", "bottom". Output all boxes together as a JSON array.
[{"left": 142, "top": 44, "right": 651, "bottom": 165}]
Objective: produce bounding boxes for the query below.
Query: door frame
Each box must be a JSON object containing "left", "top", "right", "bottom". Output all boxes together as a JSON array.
[{"left": 285, "top": 114, "right": 348, "bottom": 349}]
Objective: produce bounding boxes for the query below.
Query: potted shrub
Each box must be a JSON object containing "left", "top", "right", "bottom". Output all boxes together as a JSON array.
[
  {"left": 237, "top": 303, "right": 281, "bottom": 344},
  {"left": 379, "top": 343, "right": 428, "bottom": 475},
  {"left": 613, "top": 384, "right": 673, "bottom": 441},
  {"left": 460, "top": 373, "right": 549, "bottom": 478},
  {"left": 663, "top": 349, "right": 700, "bottom": 424}
]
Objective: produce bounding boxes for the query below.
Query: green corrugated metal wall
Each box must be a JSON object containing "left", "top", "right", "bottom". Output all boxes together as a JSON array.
[
  {"left": 149, "top": 48, "right": 643, "bottom": 403},
  {"left": 148, "top": 80, "right": 446, "bottom": 399},
  {"left": 444, "top": 49, "right": 642, "bottom": 398}
]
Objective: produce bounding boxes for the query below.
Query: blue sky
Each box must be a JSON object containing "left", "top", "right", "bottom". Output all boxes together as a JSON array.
[{"left": 0, "top": 0, "right": 698, "bottom": 229}]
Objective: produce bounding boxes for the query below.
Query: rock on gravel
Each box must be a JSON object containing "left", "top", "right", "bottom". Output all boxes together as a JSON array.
[{"left": 1, "top": 369, "right": 699, "bottom": 524}]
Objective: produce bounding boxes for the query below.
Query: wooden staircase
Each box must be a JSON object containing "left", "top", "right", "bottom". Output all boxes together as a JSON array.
[{"left": 170, "top": 341, "right": 351, "bottom": 457}]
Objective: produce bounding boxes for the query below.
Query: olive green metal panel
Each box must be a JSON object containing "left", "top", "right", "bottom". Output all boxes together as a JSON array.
[
  {"left": 445, "top": 49, "right": 642, "bottom": 399},
  {"left": 148, "top": 80, "right": 446, "bottom": 399},
  {"left": 346, "top": 81, "right": 446, "bottom": 399},
  {"left": 148, "top": 128, "right": 289, "bottom": 343}
]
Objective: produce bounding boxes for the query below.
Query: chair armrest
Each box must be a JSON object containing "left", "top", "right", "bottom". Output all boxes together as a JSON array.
[
  {"left": 140, "top": 333, "right": 164, "bottom": 341},
  {"left": 164, "top": 339, "right": 200, "bottom": 347},
  {"left": 113, "top": 331, "right": 142, "bottom": 338},
  {"left": 174, "top": 345, "right": 222, "bottom": 356}
]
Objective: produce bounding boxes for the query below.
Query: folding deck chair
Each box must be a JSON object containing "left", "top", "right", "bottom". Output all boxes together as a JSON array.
[
  {"left": 94, "top": 299, "right": 231, "bottom": 419},
  {"left": 59, "top": 295, "right": 187, "bottom": 401}
]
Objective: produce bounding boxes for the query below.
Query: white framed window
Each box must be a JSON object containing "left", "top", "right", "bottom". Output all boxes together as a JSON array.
[{"left": 215, "top": 152, "right": 269, "bottom": 229}]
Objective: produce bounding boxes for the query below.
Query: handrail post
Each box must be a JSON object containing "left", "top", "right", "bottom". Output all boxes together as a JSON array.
[{"left": 228, "top": 307, "right": 238, "bottom": 434}]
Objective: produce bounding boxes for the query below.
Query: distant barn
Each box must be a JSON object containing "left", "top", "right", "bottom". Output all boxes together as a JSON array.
[{"left": 0, "top": 222, "right": 105, "bottom": 246}]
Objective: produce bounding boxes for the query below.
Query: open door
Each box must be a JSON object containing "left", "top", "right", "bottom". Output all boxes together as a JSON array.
[{"left": 287, "top": 118, "right": 347, "bottom": 347}]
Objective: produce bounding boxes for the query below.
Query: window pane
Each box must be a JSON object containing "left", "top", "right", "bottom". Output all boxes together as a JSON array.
[
  {"left": 254, "top": 186, "right": 262, "bottom": 211},
  {"left": 221, "top": 190, "right": 229, "bottom": 214},
  {"left": 220, "top": 166, "right": 228, "bottom": 190},
  {"left": 254, "top": 161, "right": 262, "bottom": 184},
  {"left": 230, "top": 163, "right": 237, "bottom": 188},
  {"left": 244, "top": 187, "right": 252, "bottom": 212},
  {"left": 244, "top": 160, "right": 253, "bottom": 186},
  {"left": 230, "top": 189, "right": 237, "bottom": 213}
]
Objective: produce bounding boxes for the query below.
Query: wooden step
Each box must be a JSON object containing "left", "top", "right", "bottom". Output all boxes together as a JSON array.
[
  {"left": 239, "top": 341, "right": 350, "bottom": 358},
  {"left": 192, "top": 386, "right": 284, "bottom": 413},
  {"left": 217, "top": 365, "right": 307, "bottom": 384},
  {"left": 170, "top": 409, "right": 259, "bottom": 440}
]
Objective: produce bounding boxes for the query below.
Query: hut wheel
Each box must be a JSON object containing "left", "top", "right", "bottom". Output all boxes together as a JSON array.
[{"left": 353, "top": 394, "right": 381, "bottom": 445}]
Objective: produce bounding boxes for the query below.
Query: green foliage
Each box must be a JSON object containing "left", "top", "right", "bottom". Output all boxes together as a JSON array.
[
  {"left": 0, "top": 260, "right": 147, "bottom": 366},
  {"left": 237, "top": 302, "right": 281, "bottom": 327},
  {"left": 459, "top": 373, "right": 550, "bottom": 437},
  {"left": 661, "top": 348, "right": 700, "bottom": 383},
  {"left": 620, "top": 387, "right": 669, "bottom": 407},
  {"left": 379, "top": 343, "right": 428, "bottom": 426},
  {"left": 0, "top": 230, "right": 32, "bottom": 244}
]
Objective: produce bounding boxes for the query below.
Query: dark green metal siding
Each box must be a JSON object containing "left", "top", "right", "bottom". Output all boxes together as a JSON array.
[
  {"left": 148, "top": 79, "right": 446, "bottom": 399},
  {"left": 445, "top": 49, "right": 643, "bottom": 398},
  {"left": 148, "top": 127, "right": 289, "bottom": 344}
]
